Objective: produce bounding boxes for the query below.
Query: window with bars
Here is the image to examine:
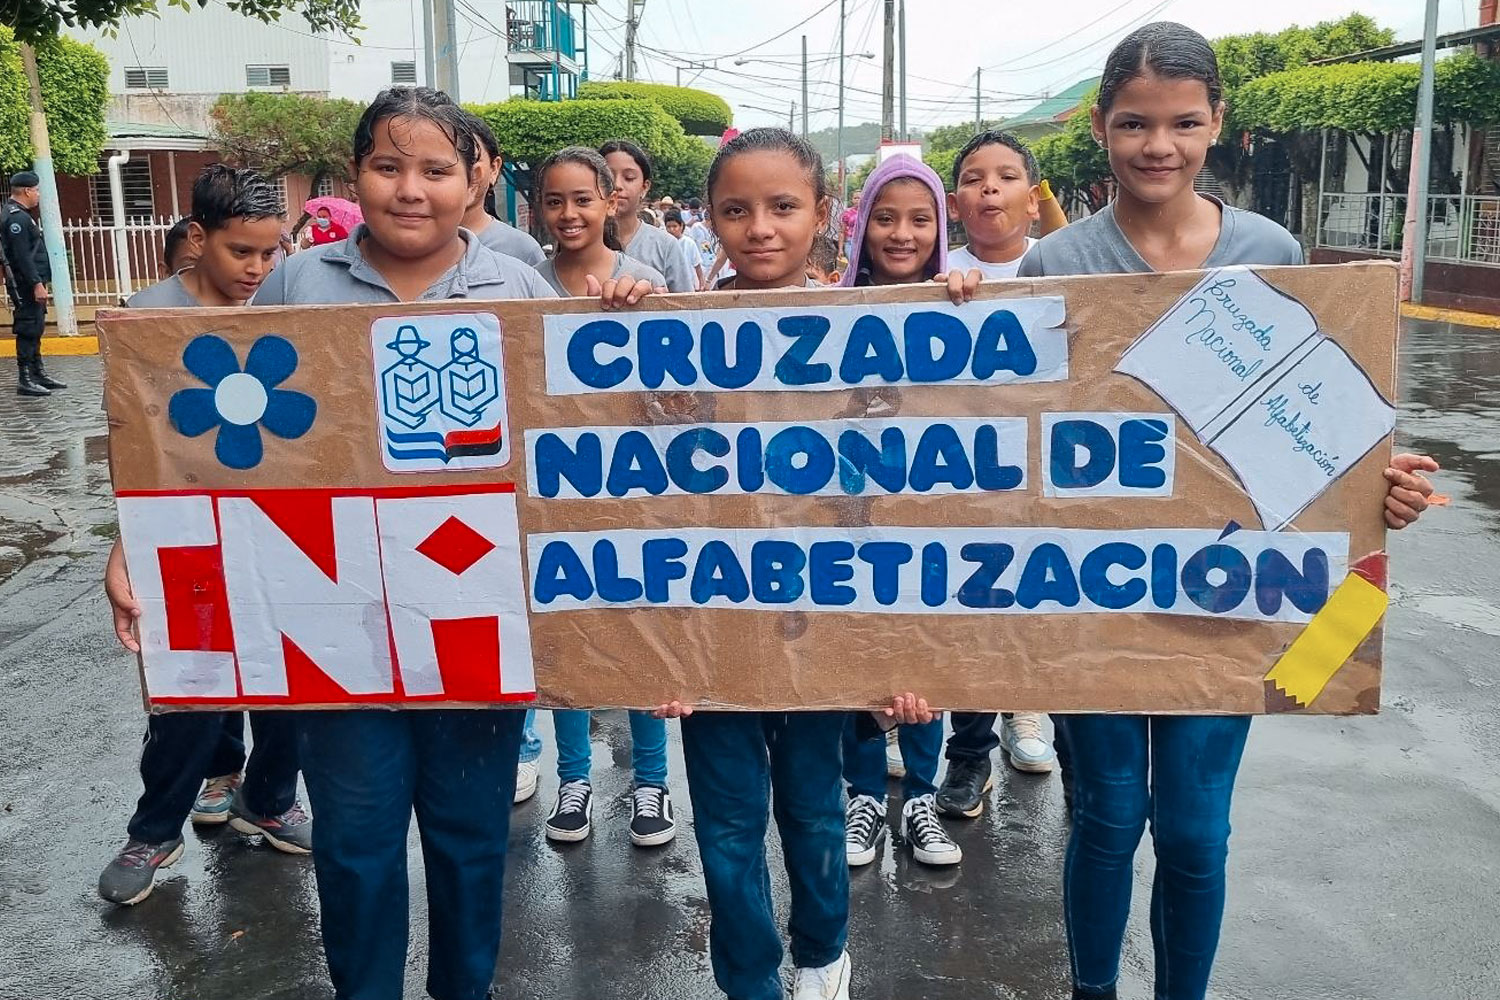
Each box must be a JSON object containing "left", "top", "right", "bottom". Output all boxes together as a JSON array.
[
  {"left": 315, "top": 175, "right": 336, "bottom": 198},
  {"left": 246, "top": 64, "right": 292, "bottom": 87},
  {"left": 90, "top": 156, "right": 155, "bottom": 224},
  {"left": 391, "top": 61, "right": 418, "bottom": 84},
  {"left": 124, "top": 67, "right": 169, "bottom": 89}
]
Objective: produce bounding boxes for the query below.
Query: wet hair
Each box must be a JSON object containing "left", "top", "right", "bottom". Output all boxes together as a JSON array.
[
  {"left": 190, "top": 163, "right": 283, "bottom": 230},
  {"left": 532, "top": 145, "right": 623, "bottom": 251},
  {"left": 663, "top": 209, "right": 684, "bottom": 226},
  {"left": 162, "top": 216, "right": 193, "bottom": 272},
  {"left": 598, "top": 138, "right": 653, "bottom": 183},
  {"left": 353, "top": 87, "right": 478, "bottom": 169},
  {"left": 1097, "top": 22, "right": 1222, "bottom": 113},
  {"left": 808, "top": 233, "right": 840, "bottom": 275},
  {"left": 706, "top": 127, "right": 827, "bottom": 207},
  {"left": 951, "top": 129, "right": 1038, "bottom": 188}
]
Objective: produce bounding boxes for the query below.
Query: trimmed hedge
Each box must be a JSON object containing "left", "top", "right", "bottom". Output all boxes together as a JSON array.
[
  {"left": 0, "top": 28, "right": 108, "bottom": 174},
  {"left": 473, "top": 97, "right": 686, "bottom": 165},
  {"left": 577, "top": 81, "right": 732, "bottom": 136}
]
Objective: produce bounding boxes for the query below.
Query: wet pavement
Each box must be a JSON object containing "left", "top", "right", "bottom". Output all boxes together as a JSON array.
[{"left": 1, "top": 317, "right": 1498, "bottom": 1000}]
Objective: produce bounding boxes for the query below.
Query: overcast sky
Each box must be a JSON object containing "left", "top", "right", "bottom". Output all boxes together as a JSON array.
[{"left": 562, "top": 0, "right": 1475, "bottom": 132}]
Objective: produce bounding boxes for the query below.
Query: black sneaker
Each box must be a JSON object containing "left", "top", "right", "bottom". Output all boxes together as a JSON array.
[
  {"left": 936, "top": 756, "right": 994, "bottom": 819},
  {"left": 902, "top": 794, "right": 962, "bottom": 866},
  {"left": 629, "top": 785, "right": 677, "bottom": 847},
  {"left": 98, "top": 838, "right": 184, "bottom": 905},
  {"left": 844, "top": 794, "right": 886, "bottom": 867},
  {"left": 545, "top": 780, "right": 593, "bottom": 842},
  {"left": 228, "top": 793, "right": 313, "bottom": 855}
]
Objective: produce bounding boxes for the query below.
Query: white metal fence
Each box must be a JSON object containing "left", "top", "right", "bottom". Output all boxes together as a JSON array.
[
  {"left": 61, "top": 215, "right": 178, "bottom": 305},
  {"left": 1317, "top": 193, "right": 1500, "bottom": 267}
]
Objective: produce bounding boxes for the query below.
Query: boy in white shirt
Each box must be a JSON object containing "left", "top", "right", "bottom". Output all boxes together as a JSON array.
[
  {"left": 945, "top": 129, "right": 1043, "bottom": 280},
  {"left": 664, "top": 209, "right": 705, "bottom": 290}
]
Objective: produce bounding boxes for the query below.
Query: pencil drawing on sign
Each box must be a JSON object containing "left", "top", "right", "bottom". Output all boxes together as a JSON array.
[
  {"left": 372, "top": 312, "right": 511, "bottom": 472},
  {"left": 1115, "top": 267, "right": 1396, "bottom": 530}
]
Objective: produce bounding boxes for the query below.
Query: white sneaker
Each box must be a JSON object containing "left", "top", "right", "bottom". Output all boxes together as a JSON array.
[
  {"left": 513, "top": 759, "right": 538, "bottom": 804},
  {"left": 845, "top": 794, "right": 886, "bottom": 867},
  {"left": 902, "top": 794, "right": 962, "bottom": 866},
  {"left": 884, "top": 729, "right": 906, "bottom": 778},
  {"left": 1001, "top": 713, "right": 1057, "bottom": 773},
  {"left": 792, "top": 951, "right": 852, "bottom": 999}
]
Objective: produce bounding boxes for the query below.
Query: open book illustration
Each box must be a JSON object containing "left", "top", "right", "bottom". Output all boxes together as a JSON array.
[{"left": 1116, "top": 267, "right": 1396, "bottom": 530}]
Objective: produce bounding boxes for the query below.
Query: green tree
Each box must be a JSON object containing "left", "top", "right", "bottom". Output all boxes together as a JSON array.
[
  {"left": 654, "top": 135, "right": 714, "bottom": 201},
  {"left": 210, "top": 91, "right": 365, "bottom": 194},
  {"left": 7, "top": 0, "right": 361, "bottom": 46},
  {"left": 576, "top": 81, "right": 731, "bottom": 136},
  {"left": 1031, "top": 95, "right": 1110, "bottom": 213},
  {"left": 0, "top": 27, "right": 107, "bottom": 173}
]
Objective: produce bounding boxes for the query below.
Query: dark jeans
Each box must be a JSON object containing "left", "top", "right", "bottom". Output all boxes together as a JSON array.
[
  {"left": 1056, "top": 714, "right": 1252, "bottom": 1000},
  {"left": 9, "top": 287, "right": 44, "bottom": 363},
  {"left": 843, "top": 715, "right": 941, "bottom": 800},
  {"left": 298, "top": 709, "right": 523, "bottom": 1000},
  {"left": 127, "top": 710, "right": 299, "bottom": 844},
  {"left": 680, "top": 712, "right": 848, "bottom": 1000},
  {"left": 945, "top": 712, "right": 1000, "bottom": 761}
]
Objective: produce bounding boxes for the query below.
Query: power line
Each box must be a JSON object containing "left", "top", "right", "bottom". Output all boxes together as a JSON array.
[
  {"left": 980, "top": 0, "right": 1143, "bottom": 72},
  {"left": 985, "top": 0, "right": 1174, "bottom": 75}
]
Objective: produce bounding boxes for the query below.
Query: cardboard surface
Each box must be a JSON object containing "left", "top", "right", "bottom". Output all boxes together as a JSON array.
[{"left": 99, "top": 262, "right": 1398, "bottom": 715}]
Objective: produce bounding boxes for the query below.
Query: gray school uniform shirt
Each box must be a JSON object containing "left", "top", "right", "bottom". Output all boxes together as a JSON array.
[
  {"left": 533, "top": 251, "right": 667, "bottom": 297},
  {"left": 1016, "top": 195, "right": 1303, "bottom": 277},
  {"left": 625, "top": 221, "right": 697, "bottom": 292},
  {"left": 471, "top": 219, "right": 546, "bottom": 267},
  {"left": 125, "top": 273, "right": 202, "bottom": 308},
  {"left": 253, "top": 224, "right": 558, "bottom": 305}
]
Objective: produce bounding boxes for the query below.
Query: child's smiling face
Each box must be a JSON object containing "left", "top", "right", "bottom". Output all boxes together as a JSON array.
[
  {"left": 540, "top": 160, "right": 612, "bottom": 254},
  {"left": 949, "top": 142, "right": 1038, "bottom": 253},
  {"left": 863, "top": 178, "right": 938, "bottom": 284},
  {"left": 354, "top": 115, "right": 477, "bottom": 260}
]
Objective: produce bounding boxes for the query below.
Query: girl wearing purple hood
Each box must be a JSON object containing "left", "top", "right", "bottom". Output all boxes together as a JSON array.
[{"left": 835, "top": 155, "right": 969, "bottom": 872}]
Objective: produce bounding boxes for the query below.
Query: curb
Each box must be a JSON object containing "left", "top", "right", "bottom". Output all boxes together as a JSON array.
[
  {"left": 0, "top": 336, "right": 100, "bottom": 357},
  {"left": 1400, "top": 302, "right": 1500, "bottom": 330}
]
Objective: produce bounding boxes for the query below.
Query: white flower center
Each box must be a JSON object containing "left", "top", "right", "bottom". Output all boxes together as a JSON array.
[{"left": 214, "top": 372, "right": 269, "bottom": 426}]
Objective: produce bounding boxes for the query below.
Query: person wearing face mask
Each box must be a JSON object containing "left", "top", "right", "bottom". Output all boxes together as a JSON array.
[{"left": 302, "top": 207, "right": 348, "bottom": 248}]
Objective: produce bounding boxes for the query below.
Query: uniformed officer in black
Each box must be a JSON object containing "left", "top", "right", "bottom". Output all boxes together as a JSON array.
[{"left": 3, "top": 170, "right": 66, "bottom": 396}]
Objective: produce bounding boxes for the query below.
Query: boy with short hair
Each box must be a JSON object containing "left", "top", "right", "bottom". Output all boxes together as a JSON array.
[
  {"left": 99, "top": 164, "right": 310, "bottom": 907},
  {"left": 663, "top": 209, "right": 705, "bottom": 290},
  {"left": 805, "top": 233, "right": 842, "bottom": 285}
]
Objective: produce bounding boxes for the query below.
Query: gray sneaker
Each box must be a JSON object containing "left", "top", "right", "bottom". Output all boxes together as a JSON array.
[
  {"left": 98, "top": 838, "right": 184, "bottom": 906},
  {"left": 228, "top": 793, "right": 312, "bottom": 855}
]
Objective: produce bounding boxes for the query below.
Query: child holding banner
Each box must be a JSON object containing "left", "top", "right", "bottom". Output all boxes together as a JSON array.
[
  {"left": 100, "top": 164, "right": 308, "bottom": 907},
  {"left": 835, "top": 153, "right": 966, "bottom": 870},
  {"left": 529, "top": 145, "right": 678, "bottom": 849},
  {"left": 1016, "top": 24, "right": 1439, "bottom": 1000},
  {"left": 248, "top": 86, "right": 654, "bottom": 1000}
]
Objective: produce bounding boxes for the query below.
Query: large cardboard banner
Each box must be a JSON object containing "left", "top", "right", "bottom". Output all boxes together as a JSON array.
[{"left": 99, "top": 262, "right": 1399, "bottom": 715}]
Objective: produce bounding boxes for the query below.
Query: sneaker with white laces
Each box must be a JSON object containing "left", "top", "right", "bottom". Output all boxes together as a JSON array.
[
  {"left": 884, "top": 729, "right": 906, "bottom": 779},
  {"left": 1001, "top": 713, "right": 1057, "bottom": 773},
  {"left": 629, "top": 785, "right": 677, "bottom": 847},
  {"left": 902, "top": 794, "right": 962, "bottom": 866},
  {"left": 792, "top": 951, "right": 852, "bottom": 1000},
  {"left": 844, "top": 793, "right": 886, "bottom": 867},
  {"left": 545, "top": 779, "right": 593, "bottom": 842},
  {"left": 191, "top": 772, "right": 242, "bottom": 825},
  {"left": 228, "top": 792, "right": 313, "bottom": 854},
  {"left": 514, "top": 760, "right": 539, "bottom": 804}
]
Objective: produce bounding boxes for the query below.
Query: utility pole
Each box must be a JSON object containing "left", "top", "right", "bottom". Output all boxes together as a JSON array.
[
  {"left": 897, "top": 0, "right": 906, "bottom": 141},
  {"left": 424, "top": 0, "right": 459, "bottom": 98},
  {"left": 18, "top": 44, "right": 76, "bottom": 336},
  {"left": 974, "top": 68, "right": 981, "bottom": 129},
  {"left": 880, "top": 0, "right": 895, "bottom": 140},
  {"left": 837, "top": 0, "right": 847, "bottom": 201},
  {"left": 1407, "top": 0, "right": 1440, "bottom": 303},
  {"left": 801, "top": 35, "right": 809, "bottom": 137},
  {"left": 789, "top": 102, "right": 795, "bottom": 131},
  {"left": 624, "top": 0, "right": 640, "bottom": 82}
]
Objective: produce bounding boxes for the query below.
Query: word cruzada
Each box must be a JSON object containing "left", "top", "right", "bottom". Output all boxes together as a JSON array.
[{"left": 527, "top": 528, "right": 1346, "bottom": 625}]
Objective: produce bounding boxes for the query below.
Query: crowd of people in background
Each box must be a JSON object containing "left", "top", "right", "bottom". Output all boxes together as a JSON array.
[{"left": 77, "top": 19, "right": 1445, "bottom": 1000}]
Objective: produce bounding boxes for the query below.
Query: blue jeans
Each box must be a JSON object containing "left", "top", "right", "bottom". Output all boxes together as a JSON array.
[
  {"left": 842, "top": 716, "right": 941, "bottom": 800},
  {"left": 680, "top": 712, "right": 848, "bottom": 1000},
  {"left": 519, "top": 709, "right": 542, "bottom": 764},
  {"left": 128, "top": 710, "right": 299, "bottom": 844},
  {"left": 298, "top": 709, "right": 523, "bottom": 1000},
  {"left": 552, "top": 709, "right": 668, "bottom": 787},
  {"left": 1056, "top": 714, "right": 1252, "bottom": 1000}
]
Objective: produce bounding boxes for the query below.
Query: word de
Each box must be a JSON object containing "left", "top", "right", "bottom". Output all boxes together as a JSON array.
[
  {"left": 543, "top": 298, "right": 1068, "bottom": 394},
  {"left": 527, "top": 526, "right": 1348, "bottom": 624},
  {"left": 528, "top": 418, "right": 1029, "bottom": 499},
  {"left": 1040, "top": 413, "right": 1175, "bottom": 498}
]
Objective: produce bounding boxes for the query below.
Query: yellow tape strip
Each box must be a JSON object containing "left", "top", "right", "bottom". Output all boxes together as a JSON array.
[
  {"left": 1265, "top": 573, "right": 1388, "bottom": 709},
  {"left": 0, "top": 336, "right": 98, "bottom": 357}
]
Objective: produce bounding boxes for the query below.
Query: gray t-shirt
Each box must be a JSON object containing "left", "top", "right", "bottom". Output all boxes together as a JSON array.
[
  {"left": 1016, "top": 196, "right": 1303, "bottom": 277},
  {"left": 253, "top": 224, "right": 557, "bottom": 305},
  {"left": 533, "top": 251, "right": 667, "bottom": 297},
  {"left": 125, "top": 273, "right": 202, "bottom": 308},
  {"left": 471, "top": 219, "right": 545, "bottom": 267},
  {"left": 625, "top": 222, "right": 697, "bottom": 293}
]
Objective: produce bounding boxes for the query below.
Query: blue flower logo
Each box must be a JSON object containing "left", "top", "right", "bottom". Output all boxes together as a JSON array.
[{"left": 168, "top": 335, "right": 317, "bottom": 470}]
